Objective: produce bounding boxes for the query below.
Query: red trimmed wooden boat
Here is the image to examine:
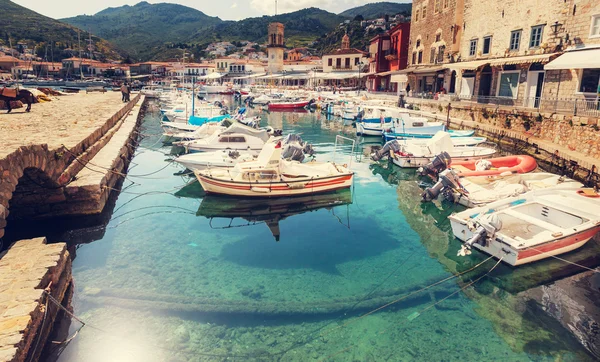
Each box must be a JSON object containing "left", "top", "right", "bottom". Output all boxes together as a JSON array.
[
  {"left": 267, "top": 100, "right": 310, "bottom": 110},
  {"left": 195, "top": 139, "right": 353, "bottom": 197},
  {"left": 450, "top": 188, "right": 600, "bottom": 266},
  {"left": 450, "top": 155, "right": 537, "bottom": 177}
]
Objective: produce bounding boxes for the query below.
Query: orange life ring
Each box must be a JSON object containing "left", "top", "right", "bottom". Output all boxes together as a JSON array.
[{"left": 577, "top": 189, "right": 600, "bottom": 198}]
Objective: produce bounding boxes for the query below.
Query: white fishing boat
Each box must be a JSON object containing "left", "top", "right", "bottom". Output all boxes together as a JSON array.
[
  {"left": 175, "top": 133, "right": 314, "bottom": 170},
  {"left": 195, "top": 139, "right": 353, "bottom": 197},
  {"left": 402, "top": 136, "right": 487, "bottom": 147},
  {"left": 449, "top": 188, "right": 600, "bottom": 266},
  {"left": 164, "top": 119, "right": 234, "bottom": 141},
  {"left": 175, "top": 150, "right": 256, "bottom": 170},
  {"left": 372, "top": 132, "right": 496, "bottom": 168},
  {"left": 422, "top": 171, "right": 583, "bottom": 207},
  {"left": 181, "top": 123, "right": 272, "bottom": 153}
]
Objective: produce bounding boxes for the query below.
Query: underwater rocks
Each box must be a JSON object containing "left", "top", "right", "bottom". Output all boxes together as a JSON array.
[{"left": 240, "top": 285, "right": 265, "bottom": 300}]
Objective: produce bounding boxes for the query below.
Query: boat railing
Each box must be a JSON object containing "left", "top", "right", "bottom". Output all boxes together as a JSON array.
[{"left": 333, "top": 135, "right": 356, "bottom": 169}]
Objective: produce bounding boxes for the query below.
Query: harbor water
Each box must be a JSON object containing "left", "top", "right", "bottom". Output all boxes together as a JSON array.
[{"left": 12, "top": 98, "right": 598, "bottom": 361}]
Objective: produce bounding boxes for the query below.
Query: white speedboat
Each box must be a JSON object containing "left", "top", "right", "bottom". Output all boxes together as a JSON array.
[
  {"left": 175, "top": 133, "right": 313, "bottom": 170},
  {"left": 195, "top": 139, "right": 353, "bottom": 197},
  {"left": 449, "top": 188, "right": 600, "bottom": 266},
  {"left": 372, "top": 132, "right": 496, "bottom": 168},
  {"left": 422, "top": 171, "right": 583, "bottom": 208},
  {"left": 175, "top": 150, "right": 256, "bottom": 170},
  {"left": 181, "top": 123, "right": 272, "bottom": 153},
  {"left": 164, "top": 119, "right": 234, "bottom": 141}
]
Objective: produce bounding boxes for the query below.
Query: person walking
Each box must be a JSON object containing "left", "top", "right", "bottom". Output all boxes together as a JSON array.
[
  {"left": 120, "top": 83, "right": 127, "bottom": 103},
  {"left": 126, "top": 83, "right": 132, "bottom": 102}
]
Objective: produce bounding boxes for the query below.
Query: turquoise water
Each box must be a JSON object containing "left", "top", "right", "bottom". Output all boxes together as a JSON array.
[{"left": 24, "top": 100, "right": 598, "bottom": 361}]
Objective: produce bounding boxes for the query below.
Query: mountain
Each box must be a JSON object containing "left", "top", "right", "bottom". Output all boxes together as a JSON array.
[
  {"left": 339, "top": 2, "right": 412, "bottom": 19},
  {"left": 0, "top": 0, "right": 123, "bottom": 61},
  {"left": 63, "top": 4, "right": 346, "bottom": 61},
  {"left": 196, "top": 8, "right": 347, "bottom": 47},
  {"left": 62, "top": 1, "right": 222, "bottom": 61}
]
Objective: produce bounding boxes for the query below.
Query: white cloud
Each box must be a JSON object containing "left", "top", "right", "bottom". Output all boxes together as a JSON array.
[{"left": 231, "top": 2, "right": 238, "bottom": 8}]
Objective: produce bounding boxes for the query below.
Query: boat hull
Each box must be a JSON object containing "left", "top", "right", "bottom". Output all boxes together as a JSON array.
[
  {"left": 197, "top": 173, "right": 354, "bottom": 197},
  {"left": 450, "top": 219, "right": 600, "bottom": 266},
  {"left": 268, "top": 101, "right": 310, "bottom": 110},
  {"left": 357, "top": 122, "right": 393, "bottom": 136}
]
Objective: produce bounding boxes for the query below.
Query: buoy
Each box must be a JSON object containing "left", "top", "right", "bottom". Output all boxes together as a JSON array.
[{"left": 577, "top": 189, "right": 600, "bottom": 198}]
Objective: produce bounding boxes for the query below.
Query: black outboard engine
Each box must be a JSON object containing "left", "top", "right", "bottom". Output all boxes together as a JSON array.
[
  {"left": 371, "top": 140, "right": 402, "bottom": 161},
  {"left": 457, "top": 215, "right": 502, "bottom": 257},
  {"left": 417, "top": 152, "right": 452, "bottom": 177},
  {"left": 303, "top": 143, "right": 315, "bottom": 157},
  {"left": 282, "top": 144, "right": 306, "bottom": 162},
  {"left": 307, "top": 99, "right": 316, "bottom": 107},
  {"left": 421, "top": 169, "right": 461, "bottom": 202}
]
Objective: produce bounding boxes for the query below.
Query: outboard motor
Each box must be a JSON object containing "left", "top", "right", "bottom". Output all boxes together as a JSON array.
[
  {"left": 458, "top": 214, "right": 502, "bottom": 257},
  {"left": 282, "top": 144, "right": 306, "bottom": 162},
  {"left": 307, "top": 99, "right": 316, "bottom": 107},
  {"left": 303, "top": 143, "right": 315, "bottom": 157},
  {"left": 417, "top": 152, "right": 452, "bottom": 177},
  {"left": 421, "top": 169, "right": 462, "bottom": 202},
  {"left": 371, "top": 140, "right": 402, "bottom": 161}
]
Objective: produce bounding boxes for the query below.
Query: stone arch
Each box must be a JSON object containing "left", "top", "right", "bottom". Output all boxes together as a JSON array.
[{"left": 0, "top": 144, "right": 69, "bottom": 239}]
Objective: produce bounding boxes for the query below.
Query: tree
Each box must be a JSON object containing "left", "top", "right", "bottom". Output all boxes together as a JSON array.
[{"left": 353, "top": 15, "right": 364, "bottom": 22}]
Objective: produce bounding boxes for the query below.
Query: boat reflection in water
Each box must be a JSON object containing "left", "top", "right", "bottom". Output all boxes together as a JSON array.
[{"left": 196, "top": 189, "right": 352, "bottom": 241}]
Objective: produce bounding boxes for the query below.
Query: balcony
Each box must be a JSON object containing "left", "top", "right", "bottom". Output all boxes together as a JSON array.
[{"left": 331, "top": 65, "right": 353, "bottom": 71}]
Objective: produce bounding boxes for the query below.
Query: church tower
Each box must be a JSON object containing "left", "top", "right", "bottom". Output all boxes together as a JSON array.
[
  {"left": 267, "top": 22, "right": 285, "bottom": 74},
  {"left": 341, "top": 33, "right": 350, "bottom": 50}
]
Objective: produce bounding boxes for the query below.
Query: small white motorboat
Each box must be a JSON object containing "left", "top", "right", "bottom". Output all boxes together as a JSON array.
[
  {"left": 175, "top": 133, "right": 314, "bottom": 170},
  {"left": 449, "top": 188, "right": 600, "bottom": 266},
  {"left": 422, "top": 171, "right": 583, "bottom": 207},
  {"left": 164, "top": 119, "right": 234, "bottom": 141},
  {"left": 181, "top": 123, "right": 273, "bottom": 153},
  {"left": 195, "top": 139, "right": 353, "bottom": 197},
  {"left": 372, "top": 132, "right": 496, "bottom": 168}
]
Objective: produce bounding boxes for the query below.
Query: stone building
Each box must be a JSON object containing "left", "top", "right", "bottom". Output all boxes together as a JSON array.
[
  {"left": 449, "top": 0, "right": 570, "bottom": 107},
  {"left": 406, "top": 0, "right": 464, "bottom": 95},
  {"left": 543, "top": 0, "right": 600, "bottom": 107}
]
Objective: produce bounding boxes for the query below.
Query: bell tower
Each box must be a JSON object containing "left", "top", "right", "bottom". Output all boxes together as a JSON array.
[{"left": 267, "top": 22, "right": 285, "bottom": 74}]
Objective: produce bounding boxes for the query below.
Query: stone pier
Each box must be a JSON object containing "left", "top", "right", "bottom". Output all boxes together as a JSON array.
[
  {"left": 0, "top": 92, "right": 146, "bottom": 239},
  {"left": 0, "top": 237, "right": 72, "bottom": 362}
]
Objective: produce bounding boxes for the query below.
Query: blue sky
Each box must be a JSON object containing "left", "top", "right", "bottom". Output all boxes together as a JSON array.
[{"left": 12, "top": 0, "right": 410, "bottom": 20}]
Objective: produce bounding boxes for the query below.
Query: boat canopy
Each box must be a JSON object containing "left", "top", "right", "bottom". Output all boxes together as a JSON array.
[{"left": 221, "top": 123, "right": 271, "bottom": 142}]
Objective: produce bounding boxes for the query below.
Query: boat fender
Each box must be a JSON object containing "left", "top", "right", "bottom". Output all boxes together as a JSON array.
[{"left": 577, "top": 188, "right": 600, "bottom": 198}]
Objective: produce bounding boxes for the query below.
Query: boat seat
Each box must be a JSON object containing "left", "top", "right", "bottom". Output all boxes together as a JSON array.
[{"left": 502, "top": 209, "right": 563, "bottom": 233}]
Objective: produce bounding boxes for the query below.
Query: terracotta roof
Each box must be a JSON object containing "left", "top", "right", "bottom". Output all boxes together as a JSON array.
[{"left": 324, "top": 48, "right": 367, "bottom": 56}]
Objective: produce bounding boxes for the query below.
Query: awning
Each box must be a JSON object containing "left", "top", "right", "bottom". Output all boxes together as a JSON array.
[
  {"left": 201, "top": 72, "right": 224, "bottom": 79},
  {"left": 545, "top": 48, "right": 600, "bottom": 70},
  {"left": 316, "top": 72, "right": 361, "bottom": 80},
  {"left": 488, "top": 53, "right": 557, "bottom": 67},
  {"left": 376, "top": 70, "right": 395, "bottom": 76},
  {"left": 412, "top": 66, "right": 448, "bottom": 74},
  {"left": 390, "top": 74, "right": 408, "bottom": 83},
  {"left": 446, "top": 59, "right": 490, "bottom": 71}
]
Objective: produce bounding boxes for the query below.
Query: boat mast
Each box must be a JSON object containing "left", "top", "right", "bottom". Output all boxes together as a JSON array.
[{"left": 78, "top": 30, "right": 83, "bottom": 80}]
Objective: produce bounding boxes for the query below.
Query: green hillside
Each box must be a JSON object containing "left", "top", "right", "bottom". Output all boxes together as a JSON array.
[
  {"left": 339, "top": 2, "right": 412, "bottom": 19},
  {"left": 195, "top": 8, "right": 346, "bottom": 43},
  {"left": 62, "top": 1, "right": 222, "bottom": 61},
  {"left": 62, "top": 3, "right": 346, "bottom": 61},
  {"left": 0, "top": 0, "right": 123, "bottom": 61}
]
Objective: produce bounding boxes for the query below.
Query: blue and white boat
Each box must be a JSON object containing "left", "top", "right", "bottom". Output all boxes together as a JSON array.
[{"left": 383, "top": 129, "right": 475, "bottom": 142}]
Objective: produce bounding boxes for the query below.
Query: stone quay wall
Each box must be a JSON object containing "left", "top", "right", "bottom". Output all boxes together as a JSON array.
[
  {"left": 413, "top": 100, "right": 600, "bottom": 168},
  {"left": 0, "top": 237, "right": 72, "bottom": 362},
  {"left": 0, "top": 94, "right": 143, "bottom": 239}
]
